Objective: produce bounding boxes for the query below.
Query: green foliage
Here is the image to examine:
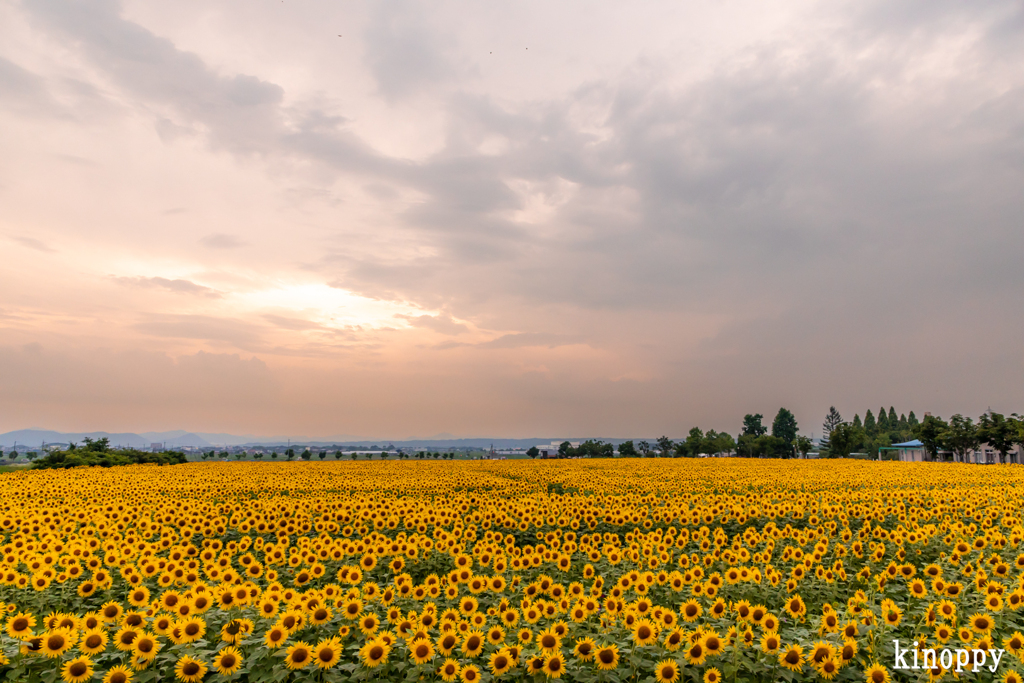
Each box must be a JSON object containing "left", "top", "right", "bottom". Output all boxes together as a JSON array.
[
  {"left": 741, "top": 413, "right": 766, "bottom": 436},
  {"left": 828, "top": 422, "right": 865, "bottom": 458},
  {"left": 30, "top": 448, "right": 187, "bottom": 470},
  {"left": 978, "top": 411, "right": 1018, "bottom": 464},
  {"left": 576, "top": 440, "right": 614, "bottom": 458},
  {"left": 912, "top": 414, "right": 948, "bottom": 459},
  {"left": 616, "top": 440, "right": 636, "bottom": 457},
  {"left": 771, "top": 407, "right": 798, "bottom": 444},
  {"left": 526, "top": 446, "right": 539, "bottom": 459}
]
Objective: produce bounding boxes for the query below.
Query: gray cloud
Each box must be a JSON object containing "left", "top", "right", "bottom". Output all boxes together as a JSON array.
[
  {"left": 363, "top": 0, "right": 466, "bottom": 101},
  {"left": 133, "top": 315, "right": 264, "bottom": 349},
  {"left": 114, "top": 276, "right": 221, "bottom": 298},
  {"left": 399, "top": 314, "right": 469, "bottom": 335},
  {"left": 262, "top": 314, "right": 322, "bottom": 331},
  {"left": 200, "top": 233, "right": 247, "bottom": 249},
  {"left": 477, "top": 332, "right": 581, "bottom": 350},
  {"left": 5, "top": 0, "right": 1024, "bottom": 434},
  {"left": 9, "top": 235, "right": 58, "bottom": 253}
]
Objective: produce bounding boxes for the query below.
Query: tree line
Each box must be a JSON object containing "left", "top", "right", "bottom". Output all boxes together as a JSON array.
[
  {"left": 817, "top": 406, "right": 1024, "bottom": 463},
  {"left": 526, "top": 408, "right": 812, "bottom": 459}
]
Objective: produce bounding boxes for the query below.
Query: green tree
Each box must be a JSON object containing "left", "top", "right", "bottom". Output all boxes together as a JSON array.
[
  {"left": 943, "top": 414, "right": 980, "bottom": 463},
  {"left": 350, "top": 452, "right": 358, "bottom": 460},
  {"left": 852, "top": 414, "right": 862, "bottom": 429},
  {"left": 742, "top": 414, "right": 767, "bottom": 437},
  {"left": 637, "top": 440, "right": 651, "bottom": 457},
  {"left": 736, "top": 434, "right": 759, "bottom": 458},
  {"left": 828, "top": 423, "right": 864, "bottom": 458},
  {"left": 908, "top": 411, "right": 919, "bottom": 427},
  {"left": 318, "top": 450, "right": 327, "bottom": 460},
  {"left": 978, "top": 411, "right": 1017, "bottom": 464},
  {"left": 912, "top": 414, "right": 948, "bottom": 461},
  {"left": 526, "top": 446, "right": 539, "bottom": 459},
  {"left": 820, "top": 407, "right": 844, "bottom": 451},
  {"left": 795, "top": 435, "right": 813, "bottom": 458},
  {"left": 887, "top": 407, "right": 898, "bottom": 429},
  {"left": 271, "top": 451, "right": 278, "bottom": 459},
  {"left": 684, "top": 428, "right": 704, "bottom": 456},
  {"left": 864, "top": 409, "right": 876, "bottom": 435},
  {"left": 253, "top": 452, "right": 264, "bottom": 459},
  {"left": 286, "top": 449, "right": 295, "bottom": 461},
  {"left": 771, "top": 408, "right": 798, "bottom": 444},
  {"left": 617, "top": 441, "right": 637, "bottom": 457},
  {"left": 877, "top": 406, "right": 889, "bottom": 431},
  {"left": 712, "top": 432, "right": 736, "bottom": 456},
  {"left": 558, "top": 441, "right": 575, "bottom": 458},
  {"left": 300, "top": 449, "right": 312, "bottom": 461},
  {"left": 656, "top": 436, "right": 674, "bottom": 458}
]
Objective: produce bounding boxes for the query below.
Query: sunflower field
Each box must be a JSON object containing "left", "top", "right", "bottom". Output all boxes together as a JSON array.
[{"left": 1, "top": 459, "right": 1024, "bottom": 683}]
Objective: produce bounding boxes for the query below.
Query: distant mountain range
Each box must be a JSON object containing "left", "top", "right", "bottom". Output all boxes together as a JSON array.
[{"left": 0, "top": 429, "right": 617, "bottom": 449}]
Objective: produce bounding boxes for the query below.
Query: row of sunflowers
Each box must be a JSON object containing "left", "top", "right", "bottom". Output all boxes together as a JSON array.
[{"left": 1, "top": 459, "right": 1024, "bottom": 682}]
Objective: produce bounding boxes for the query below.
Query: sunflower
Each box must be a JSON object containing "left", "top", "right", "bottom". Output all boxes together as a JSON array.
[
  {"left": 808, "top": 641, "right": 836, "bottom": 665},
  {"left": 487, "top": 625, "right": 506, "bottom": 646},
  {"left": 664, "top": 628, "right": 685, "bottom": 651},
  {"left": 703, "top": 668, "right": 723, "bottom": 683},
  {"left": 439, "top": 658, "right": 461, "bottom": 682},
  {"left": 131, "top": 633, "right": 159, "bottom": 662},
  {"left": 78, "top": 628, "right": 108, "bottom": 655},
  {"left": 542, "top": 653, "right": 566, "bottom": 679},
  {"left": 212, "top": 646, "right": 243, "bottom": 675},
  {"left": 971, "top": 613, "right": 994, "bottom": 633},
  {"left": 41, "top": 628, "right": 77, "bottom": 658},
  {"left": 1004, "top": 671, "right": 1024, "bottom": 683},
  {"left": 58, "top": 655, "right": 93, "bottom": 683},
  {"left": 174, "top": 655, "right": 208, "bottom": 683},
  {"left": 489, "top": 649, "right": 514, "bottom": 676},
  {"left": 779, "top": 644, "right": 804, "bottom": 672},
  {"left": 760, "top": 631, "right": 781, "bottom": 654},
  {"left": 1005, "top": 632, "right": 1024, "bottom": 655},
  {"left": 410, "top": 637, "right": 435, "bottom": 664},
  {"left": 595, "top": 644, "right": 619, "bottom": 670},
  {"left": 179, "top": 617, "right": 206, "bottom": 643},
  {"left": 654, "top": 659, "right": 679, "bottom": 683},
  {"left": 285, "top": 641, "right": 314, "bottom": 670},
  {"left": 101, "top": 666, "right": 133, "bottom": 683},
  {"left": 462, "top": 664, "right": 482, "bottom": 683},
  {"left": 685, "top": 639, "right": 707, "bottom": 666},
  {"left": 537, "top": 628, "right": 561, "bottom": 653},
  {"left": 574, "top": 636, "right": 596, "bottom": 660},
  {"left": 785, "top": 595, "right": 806, "bottom": 619},
  {"left": 680, "top": 600, "right": 702, "bottom": 622},
  {"left": 462, "top": 631, "right": 485, "bottom": 657},
  {"left": 816, "top": 656, "right": 840, "bottom": 680},
  {"left": 865, "top": 663, "right": 891, "bottom": 683},
  {"left": 701, "top": 631, "right": 724, "bottom": 657},
  {"left": 633, "top": 619, "right": 659, "bottom": 646},
  {"left": 7, "top": 612, "right": 36, "bottom": 640},
  {"left": 359, "top": 639, "right": 390, "bottom": 668},
  {"left": 359, "top": 612, "right": 381, "bottom": 635},
  {"left": 437, "top": 632, "right": 460, "bottom": 655},
  {"left": 264, "top": 625, "right": 288, "bottom": 648}
]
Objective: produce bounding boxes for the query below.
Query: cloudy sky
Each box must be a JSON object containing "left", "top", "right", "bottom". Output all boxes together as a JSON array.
[{"left": 1, "top": 0, "right": 1022, "bottom": 439}]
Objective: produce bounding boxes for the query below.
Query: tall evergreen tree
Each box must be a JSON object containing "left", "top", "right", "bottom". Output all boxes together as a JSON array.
[
  {"left": 821, "top": 407, "right": 844, "bottom": 450},
  {"left": 853, "top": 414, "right": 862, "bottom": 428},
  {"left": 771, "top": 408, "right": 799, "bottom": 444},
  {"left": 888, "top": 407, "right": 898, "bottom": 428},
  {"left": 878, "top": 407, "right": 889, "bottom": 431},
  {"left": 864, "top": 409, "right": 876, "bottom": 434},
  {"left": 908, "top": 411, "right": 919, "bottom": 426}
]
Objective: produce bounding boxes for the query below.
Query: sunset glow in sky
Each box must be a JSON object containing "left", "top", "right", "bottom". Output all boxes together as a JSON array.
[{"left": 2, "top": 0, "right": 1023, "bottom": 438}]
